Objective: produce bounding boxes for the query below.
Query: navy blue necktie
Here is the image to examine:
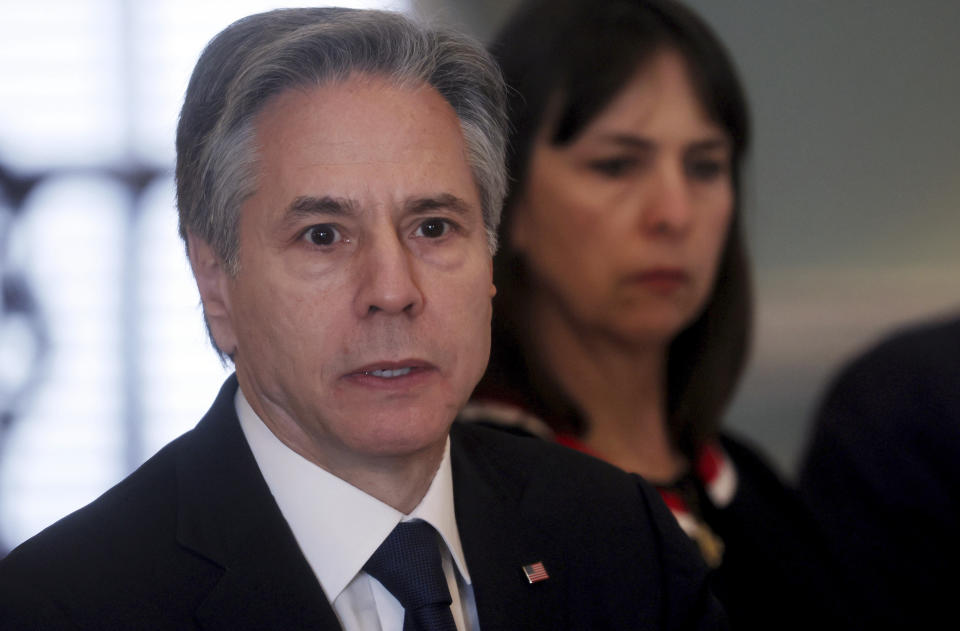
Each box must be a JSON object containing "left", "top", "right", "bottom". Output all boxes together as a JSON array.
[{"left": 363, "top": 520, "right": 458, "bottom": 631}]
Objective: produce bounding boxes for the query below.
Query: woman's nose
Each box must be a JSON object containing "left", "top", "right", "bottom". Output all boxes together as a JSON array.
[{"left": 641, "top": 165, "right": 693, "bottom": 236}]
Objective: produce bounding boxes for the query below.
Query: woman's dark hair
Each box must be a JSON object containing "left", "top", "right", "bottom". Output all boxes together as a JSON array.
[{"left": 476, "top": 0, "right": 752, "bottom": 457}]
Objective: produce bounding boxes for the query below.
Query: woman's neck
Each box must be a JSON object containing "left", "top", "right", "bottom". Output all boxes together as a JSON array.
[{"left": 529, "top": 295, "right": 687, "bottom": 483}]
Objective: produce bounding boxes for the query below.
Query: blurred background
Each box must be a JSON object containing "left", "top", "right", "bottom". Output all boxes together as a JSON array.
[{"left": 1, "top": 0, "right": 958, "bottom": 555}]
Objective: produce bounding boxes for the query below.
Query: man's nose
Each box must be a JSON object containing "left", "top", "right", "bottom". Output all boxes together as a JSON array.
[
  {"left": 352, "top": 230, "right": 425, "bottom": 318},
  {"left": 640, "top": 165, "right": 693, "bottom": 237}
]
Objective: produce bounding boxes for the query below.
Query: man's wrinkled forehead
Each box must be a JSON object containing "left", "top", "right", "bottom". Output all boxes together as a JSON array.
[
  {"left": 248, "top": 78, "right": 477, "bottom": 188},
  {"left": 240, "top": 77, "right": 483, "bottom": 234}
]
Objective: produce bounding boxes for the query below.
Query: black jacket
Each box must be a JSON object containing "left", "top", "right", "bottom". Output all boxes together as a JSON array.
[
  {"left": 800, "top": 316, "right": 960, "bottom": 629},
  {"left": 0, "top": 376, "right": 724, "bottom": 630}
]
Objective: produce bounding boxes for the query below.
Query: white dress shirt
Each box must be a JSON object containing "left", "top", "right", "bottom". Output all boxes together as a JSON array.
[{"left": 235, "top": 389, "right": 479, "bottom": 631}]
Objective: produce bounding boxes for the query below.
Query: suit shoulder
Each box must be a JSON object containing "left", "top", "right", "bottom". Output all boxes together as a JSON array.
[
  {"left": 0, "top": 430, "right": 190, "bottom": 586},
  {"left": 831, "top": 316, "right": 960, "bottom": 390},
  {"left": 816, "top": 316, "right": 960, "bottom": 437},
  {"left": 451, "top": 421, "right": 679, "bottom": 531},
  {"left": 453, "top": 420, "right": 634, "bottom": 483},
  {"left": 450, "top": 421, "right": 722, "bottom": 628},
  {"left": 0, "top": 428, "right": 223, "bottom": 625}
]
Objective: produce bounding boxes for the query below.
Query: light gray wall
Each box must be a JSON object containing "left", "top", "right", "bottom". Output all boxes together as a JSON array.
[
  {"left": 416, "top": 0, "right": 960, "bottom": 477},
  {"left": 680, "top": 0, "right": 960, "bottom": 476}
]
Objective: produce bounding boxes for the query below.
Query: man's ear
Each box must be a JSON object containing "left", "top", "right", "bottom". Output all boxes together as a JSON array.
[
  {"left": 186, "top": 232, "right": 238, "bottom": 356},
  {"left": 488, "top": 255, "right": 497, "bottom": 299}
]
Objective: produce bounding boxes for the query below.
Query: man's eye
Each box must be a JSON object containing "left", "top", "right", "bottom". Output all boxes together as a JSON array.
[
  {"left": 415, "top": 218, "right": 450, "bottom": 239},
  {"left": 302, "top": 224, "right": 341, "bottom": 246}
]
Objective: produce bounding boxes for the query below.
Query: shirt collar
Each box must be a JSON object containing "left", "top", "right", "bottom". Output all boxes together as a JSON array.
[{"left": 234, "top": 387, "right": 472, "bottom": 601}]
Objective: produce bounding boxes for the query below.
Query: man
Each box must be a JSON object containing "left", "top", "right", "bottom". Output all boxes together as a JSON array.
[
  {"left": 0, "top": 8, "right": 723, "bottom": 629},
  {"left": 800, "top": 315, "right": 960, "bottom": 629}
]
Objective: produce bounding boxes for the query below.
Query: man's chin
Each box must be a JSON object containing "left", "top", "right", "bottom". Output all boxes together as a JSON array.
[
  {"left": 365, "top": 417, "right": 452, "bottom": 452},
  {"left": 340, "top": 410, "right": 453, "bottom": 458}
]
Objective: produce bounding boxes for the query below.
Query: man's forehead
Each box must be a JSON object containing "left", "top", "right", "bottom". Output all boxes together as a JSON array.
[
  {"left": 257, "top": 75, "right": 457, "bottom": 139},
  {"left": 252, "top": 76, "right": 469, "bottom": 167},
  {"left": 246, "top": 75, "right": 482, "bottom": 225}
]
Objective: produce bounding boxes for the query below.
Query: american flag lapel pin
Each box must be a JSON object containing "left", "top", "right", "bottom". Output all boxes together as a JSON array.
[{"left": 522, "top": 561, "right": 549, "bottom": 584}]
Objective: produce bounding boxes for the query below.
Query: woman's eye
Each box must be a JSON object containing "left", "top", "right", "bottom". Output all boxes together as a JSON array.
[
  {"left": 588, "top": 157, "right": 638, "bottom": 178},
  {"left": 415, "top": 218, "right": 451, "bottom": 239},
  {"left": 687, "top": 158, "right": 727, "bottom": 181},
  {"left": 302, "top": 224, "right": 341, "bottom": 246}
]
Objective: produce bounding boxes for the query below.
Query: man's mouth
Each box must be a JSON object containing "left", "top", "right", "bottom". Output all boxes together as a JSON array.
[
  {"left": 345, "top": 360, "right": 434, "bottom": 382},
  {"left": 364, "top": 367, "right": 414, "bottom": 378}
]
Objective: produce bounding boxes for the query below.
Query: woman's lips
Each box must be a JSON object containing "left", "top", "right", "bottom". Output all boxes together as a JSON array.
[{"left": 629, "top": 268, "right": 690, "bottom": 294}]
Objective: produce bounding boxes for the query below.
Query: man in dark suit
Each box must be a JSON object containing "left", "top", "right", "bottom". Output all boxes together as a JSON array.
[
  {"left": 0, "top": 8, "right": 722, "bottom": 629},
  {"left": 800, "top": 315, "right": 960, "bottom": 629}
]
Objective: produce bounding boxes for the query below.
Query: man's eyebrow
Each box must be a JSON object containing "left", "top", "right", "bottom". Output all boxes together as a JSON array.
[
  {"left": 287, "top": 195, "right": 359, "bottom": 217},
  {"left": 404, "top": 193, "right": 475, "bottom": 216}
]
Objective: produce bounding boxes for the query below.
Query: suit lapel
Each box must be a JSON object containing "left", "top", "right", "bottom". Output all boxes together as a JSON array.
[
  {"left": 174, "top": 376, "right": 343, "bottom": 630},
  {"left": 450, "top": 424, "right": 567, "bottom": 630},
  {"left": 173, "top": 379, "right": 572, "bottom": 629}
]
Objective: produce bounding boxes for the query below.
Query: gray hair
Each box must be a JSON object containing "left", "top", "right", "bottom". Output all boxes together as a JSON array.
[{"left": 176, "top": 7, "right": 508, "bottom": 276}]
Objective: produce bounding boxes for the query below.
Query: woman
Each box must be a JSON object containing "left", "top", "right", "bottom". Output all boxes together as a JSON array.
[{"left": 465, "top": 0, "right": 851, "bottom": 626}]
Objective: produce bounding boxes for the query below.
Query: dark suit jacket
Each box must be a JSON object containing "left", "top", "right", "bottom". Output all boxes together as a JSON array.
[
  {"left": 799, "top": 316, "right": 960, "bottom": 629},
  {"left": 0, "top": 376, "right": 723, "bottom": 629}
]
